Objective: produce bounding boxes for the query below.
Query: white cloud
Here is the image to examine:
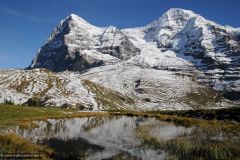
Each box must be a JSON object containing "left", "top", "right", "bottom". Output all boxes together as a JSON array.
[{"left": 1, "top": 8, "right": 54, "bottom": 23}]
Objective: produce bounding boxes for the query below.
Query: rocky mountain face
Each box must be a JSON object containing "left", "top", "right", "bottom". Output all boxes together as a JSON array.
[
  {"left": 1, "top": 8, "right": 239, "bottom": 110},
  {"left": 27, "top": 14, "right": 139, "bottom": 72}
]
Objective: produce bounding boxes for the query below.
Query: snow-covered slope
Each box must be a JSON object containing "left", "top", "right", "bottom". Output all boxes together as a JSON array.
[
  {"left": 0, "top": 69, "right": 136, "bottom": 110},
  {"left": 0, "top": 67, "right": 235, "bottom": 110},
  {"left": 122, "top": 8, "right": 240, "bottom": 100},
  {"left": 80, "top": 64, "right": 236, "bottom": 110}
]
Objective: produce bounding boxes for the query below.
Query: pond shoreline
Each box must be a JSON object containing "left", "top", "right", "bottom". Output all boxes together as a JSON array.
[
  {"left": 0, "top": 104, "right": 239, "bottom": 160},
  {"left": 0, "top": 104, "right": 239, "bottom": 130}
]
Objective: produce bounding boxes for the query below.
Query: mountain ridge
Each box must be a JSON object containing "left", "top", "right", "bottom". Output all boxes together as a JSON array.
[
  {"left": 1, "top": 8, "right": 239, "bottom": 110},
  {"left": 25, "top": 8, "right": 240, "bottom": 101}
]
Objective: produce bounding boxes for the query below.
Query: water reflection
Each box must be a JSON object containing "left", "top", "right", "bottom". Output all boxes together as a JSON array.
[{"left": 3, "top": 116, "right": 230, "bottom": 160}]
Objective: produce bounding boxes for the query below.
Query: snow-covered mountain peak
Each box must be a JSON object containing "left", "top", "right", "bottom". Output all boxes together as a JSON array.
[
  {"left": 47, "top": 13, "right": 103, "bottom": 42},
  {"left": 163, "top": 8, "right": 197, "bottom": 17},
  {"left": 146, "top": 8, "right": 197, "bottom": 30},
  {"left": 142, "top": 8, "right": 203, "bottom": 42},
  {"left": 69, "top": 13, "right": 81, "bottom": 19},
  {"left": 66, "top": 14, "right": 103, "bottom": 34},
  {"left": 162, "top": 8, "right": 197, "bottom": 27},
  {"left": 66, "top": 13, "right": 94, "bottom": 27}
]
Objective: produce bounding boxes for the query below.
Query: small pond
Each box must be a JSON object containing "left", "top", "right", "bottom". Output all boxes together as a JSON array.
[{"left": 2, "top": 116, "right": 239, "bottom": 160}]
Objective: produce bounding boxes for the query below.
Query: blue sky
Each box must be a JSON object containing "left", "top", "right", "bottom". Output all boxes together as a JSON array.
[{"left": 0, "top": 0, "right": 239, "bottom": 68}]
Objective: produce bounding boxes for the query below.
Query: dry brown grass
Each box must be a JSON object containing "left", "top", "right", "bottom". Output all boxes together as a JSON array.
[
  {"left": 135, "top": 123, "right": 240, "bottom": 160},
  {"left": 82, "top": 80, "right": 135, "bottom": 110},
  {"left": 0, "top": 133, "right": 53, "bottom": 159}
]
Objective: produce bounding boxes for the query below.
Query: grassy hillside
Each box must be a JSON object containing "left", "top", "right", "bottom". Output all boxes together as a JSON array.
[{"left": 82, "top": 80, "right": 135, "bottom": 110}]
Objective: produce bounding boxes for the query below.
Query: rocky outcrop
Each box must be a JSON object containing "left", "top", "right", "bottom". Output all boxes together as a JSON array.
[{"left": 98, "top": 26, "right": 140, "bottom": 60}]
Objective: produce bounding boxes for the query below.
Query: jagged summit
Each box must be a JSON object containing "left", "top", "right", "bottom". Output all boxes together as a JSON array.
[{"left": 104, "top": 25, "right": 119, "bottom": 33}]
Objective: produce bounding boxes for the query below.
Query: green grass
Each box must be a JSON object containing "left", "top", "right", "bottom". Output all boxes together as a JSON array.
[
  {"left": 0, "top": 104, "right": 110, "bottom": 129},
  {"left": 0, "top": 105, "right": 69, "bottom": 127}
]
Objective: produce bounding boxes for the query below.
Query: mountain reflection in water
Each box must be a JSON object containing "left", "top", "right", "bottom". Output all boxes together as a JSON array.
[{"left": 2, "top": 116, "right": 234, "bottom": 160}]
